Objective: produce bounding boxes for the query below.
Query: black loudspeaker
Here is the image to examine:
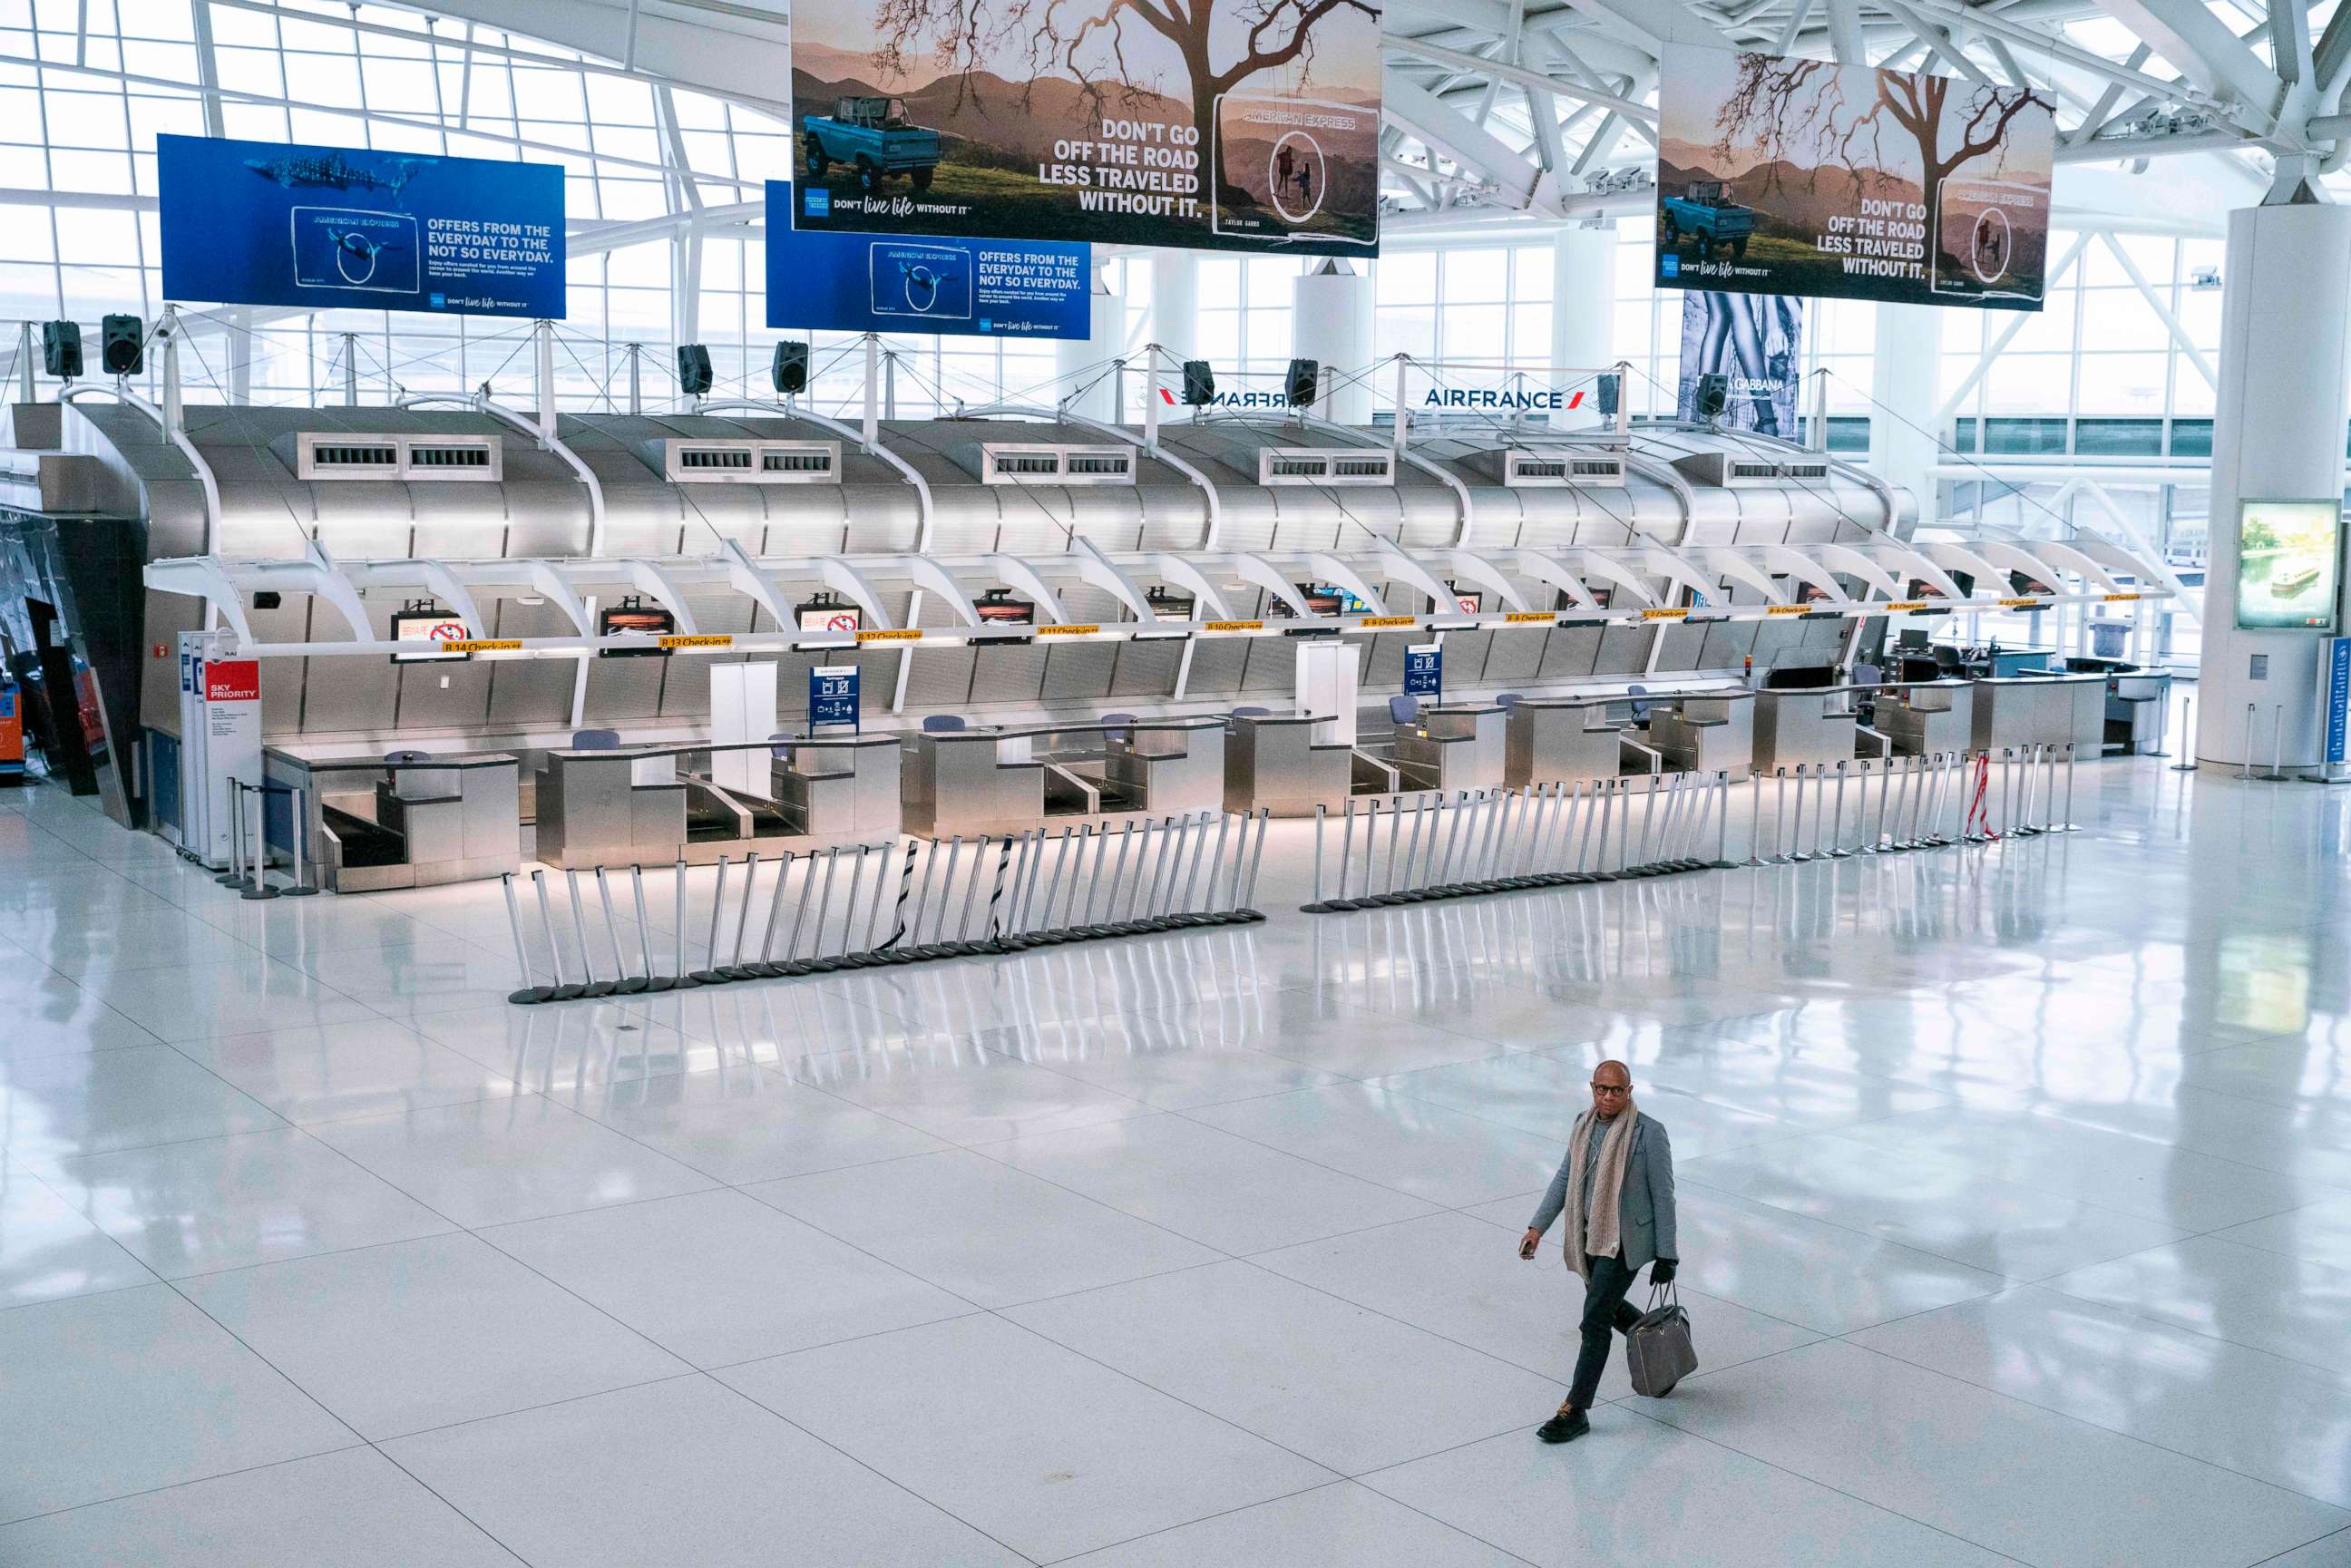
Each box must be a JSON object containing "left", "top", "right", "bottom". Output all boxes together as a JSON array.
[
  {"left": 771, "top": 341, "right": 810, "bottom": 395},
  {"left": 1285, "top": 356, "right": 1320, "bottom": 409},
  {"left": 101, "top": 315, "right": 143, "bottom": 376},
  {"left": 41, "top": 321, "right": 82, "bottom": 379},
  {"left": 1595, "top": 372, "right": 1620, "bottom": 418},
  {"left": 676, "top": 344, "right": 714, "bottom": 397},
  {"left": 1180, "top": 359, "right": 1215, "bottom": 405},
  {"left": 1694, "top": 372, "right": 1729, "bottom": 420}
]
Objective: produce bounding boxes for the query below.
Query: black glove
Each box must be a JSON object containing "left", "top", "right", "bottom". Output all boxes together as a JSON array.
[{"left": 1651, "top": 1259, "right": 1676, "bottom": 1285}]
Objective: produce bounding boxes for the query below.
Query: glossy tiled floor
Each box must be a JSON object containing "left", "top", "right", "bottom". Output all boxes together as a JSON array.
[{"left": 5, "top": 751, "right": 2351, "bottom": 1566}]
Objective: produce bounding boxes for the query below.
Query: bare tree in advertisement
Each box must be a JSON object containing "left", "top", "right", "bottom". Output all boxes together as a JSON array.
[
  {"left": 1656, "top": 46, "right": 2053, "bottom": 309},
  {"left": 795, "top": 0, "right": 1381, "bottom": 252}
]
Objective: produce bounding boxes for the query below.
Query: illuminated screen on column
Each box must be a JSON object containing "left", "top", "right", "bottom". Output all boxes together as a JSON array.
[{"left": 2235, "top": 500, "right": 2343, "bottom": 631}]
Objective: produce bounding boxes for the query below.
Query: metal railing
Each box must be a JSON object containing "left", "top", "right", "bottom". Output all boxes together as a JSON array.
[
  {"left": 499, "top": 808, "right": 1270, "bottom": 1003},
  {"left": 1299, "top": 773, "right": 1733, "bottom": 914},
  {"left": 220, "top": 779, "right": 320, "bottom": 899},
  {"left": 1745, "top": 745, "right": 2078, "bottom": 864}
]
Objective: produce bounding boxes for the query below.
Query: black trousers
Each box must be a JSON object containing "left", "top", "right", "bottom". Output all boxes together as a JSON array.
[{"left": 1569, "top": 1253, "right": 1645, "bottom": 1409}]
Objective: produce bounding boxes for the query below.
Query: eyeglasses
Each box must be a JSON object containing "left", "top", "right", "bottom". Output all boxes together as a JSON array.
[{"left": 1588, "top": 1083, "right": 1631, "bottom": 1096}]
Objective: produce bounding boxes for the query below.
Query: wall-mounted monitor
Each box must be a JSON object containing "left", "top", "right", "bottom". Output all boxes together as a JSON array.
[
  {"left": 599, "top": 604, "right": 675, "bottom": 657},
  {"left": 1146, "top": 589, "right": 1196, "bottom": 623},
  {"left": 796, "top": 598, "right": 863, "bottom": 634},
  {"left": 973, "top": 589, "right": 1035, "bottom": 626},
  {"left": 2235, "top": 499, "right": 2342, "bottom": 631},
  {"left": 390, "top": 609, "right": 473, "bottom": 663}
]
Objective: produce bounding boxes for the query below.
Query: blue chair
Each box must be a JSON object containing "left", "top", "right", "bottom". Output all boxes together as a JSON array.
[
  {"left": 1100, "top": 710, "right": 1136, "bottom": 744},
  {"left": 768, "top": 731, "right": 795, "bottom": 762},
  {"left": 1626, "top": 684, "right": 1652, "bottom": 722},
  {"left": 384, "top": 749, "right": 432, "bottom": 765},
  {"left": 1389, "top": 695, "right": 1419, "bottom": 726},
  {"left": 1496, "top": 692, "right": 1524, "bottom": 711},
  {"left": 1231, "top": 706, "right": 1271, "bottom": 719},
  {"left": 570, "top": 728, "right": 620, "bottom": 751},
  {"left": 921, "top": 714, "right": 967, "bottom": 733}
]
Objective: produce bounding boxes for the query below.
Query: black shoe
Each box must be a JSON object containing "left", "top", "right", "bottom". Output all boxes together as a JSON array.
[{"left": 1536, "top": 1407, "right": 1590, "bottom": 1444}]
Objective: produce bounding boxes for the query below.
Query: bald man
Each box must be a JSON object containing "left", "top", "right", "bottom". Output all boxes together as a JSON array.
[{"left": 1517, "top": 1058, "right": 1679, "bottom": 1443}]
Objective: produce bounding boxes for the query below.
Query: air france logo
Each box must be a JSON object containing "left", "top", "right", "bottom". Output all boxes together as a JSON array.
[
  {"left": 1160, "top": 388, "right": 1291, "bottom": 407},
  {"left": 1422, "top": 388, "right": 1575, "bottom": 411}
]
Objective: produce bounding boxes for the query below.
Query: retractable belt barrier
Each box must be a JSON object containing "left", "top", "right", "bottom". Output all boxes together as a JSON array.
[
  {"left": 219, "top": 779, "right": 321, "bottom": 900},
  {"left": 1300, "top": 772, "right": 1735, "bottom": 915},
  {"left": 498, "top": 808, "right": 1271, "bottom": 1004},
  {"left": 1746, "top": 743, "right": 2078, "bottom": 866}
]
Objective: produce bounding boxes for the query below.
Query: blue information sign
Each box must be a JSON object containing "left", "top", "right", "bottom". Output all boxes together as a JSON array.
[
  {"left": 158, "top": 134, "right": 565, "bottom": 318},
  {"left": 2325, "top": 637, "right": 2351, "bottom": 766},
  {"left": 765, "top": 183, "right": 1088, "bottom": 340},
  {"left": 809, "top": 665, "right": 861, "bottom": 732},
  {"left": 1404, "top": 644, "right": 1443, "bottom": 700}
]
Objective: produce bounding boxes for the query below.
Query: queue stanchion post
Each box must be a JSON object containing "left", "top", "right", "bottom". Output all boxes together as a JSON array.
[
  {"left": 283, "top": 786, "right": 318, "bottom": 893},
  {"left": 596, "top": 867, "right": 644, "bottom": 993},
  {"left": 502, "top": 872, "right": 552, "bottom": 1004}
]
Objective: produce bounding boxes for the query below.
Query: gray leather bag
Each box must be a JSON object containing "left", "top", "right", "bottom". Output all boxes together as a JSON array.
[{"left": 1625, "top": 1282, "right": 1698, "bottom": 1397}]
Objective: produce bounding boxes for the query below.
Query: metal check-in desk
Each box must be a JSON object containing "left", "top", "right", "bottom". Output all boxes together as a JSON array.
[
  {"left": 537, "top": 745, "right": 689, "bottom": 869},
  {"left": 1394, "top": 703, "right": 1507, "bottom": 792},
  {"left": 1971, "top": 671, "right": 2106, "bottom": 754},
  {"left": 905, "top": 727, "right": 1045, "bottom": 837},
  {"left": 1868, "top": 679, "right": 1976, "bottom": 756},
  {"left": 1751, "top": 685, "right": 1880, "bottom": 772},
  {"left": 1503, "top": 696, "right": 1636, "bottom": 786},
  {"left": 1099, "top": 716, "right": 1227, "bottom": 814},
  {"left": 266, "top": 748, "right": 522, "bottom": 891},
  {"left": 1225, "top": 711, "right": 1352, "bottom": 817},
  {"left": 1643, "top": 690, "right": 1757, "bottom": 780},
  {"left": 771, "top": 735, "right": 903, "bottom": 837}
]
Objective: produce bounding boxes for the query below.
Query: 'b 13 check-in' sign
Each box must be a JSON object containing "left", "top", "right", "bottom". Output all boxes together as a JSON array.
[{"left": 810, "top": 666, "right": 860, "bottom": 731}]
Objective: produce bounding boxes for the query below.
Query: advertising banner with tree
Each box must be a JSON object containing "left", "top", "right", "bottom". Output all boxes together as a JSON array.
[
  {"left": 787, "top": 0, "right": 1380, "bottom": 255},
  {"left": 1656, "top": 45, "right": 2053, "bottom": 311}
]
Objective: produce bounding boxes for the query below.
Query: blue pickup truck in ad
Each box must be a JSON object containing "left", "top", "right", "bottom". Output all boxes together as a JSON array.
[
  {"left": 802, "top": 97, "right": 942, "bottom": 196},
  {"left": 1660, "top": 180, "right": 1755, "bottom": 260}
]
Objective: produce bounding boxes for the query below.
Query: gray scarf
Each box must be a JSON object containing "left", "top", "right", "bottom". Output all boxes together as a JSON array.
[{"left": 1561, "top": 1101, "right": 1637, "bottom": 1280}]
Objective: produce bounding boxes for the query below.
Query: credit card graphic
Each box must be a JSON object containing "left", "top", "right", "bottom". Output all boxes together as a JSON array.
[
  {"left": 869, "top": 242, "right": 972, "bottom": 319},
  {"left": 290, "top": 206, "right": 420, "bottom": 294}
]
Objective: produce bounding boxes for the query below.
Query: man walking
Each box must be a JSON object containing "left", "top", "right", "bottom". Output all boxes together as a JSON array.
[{"left": 1517, "top": 1058, "right": 1679, "bottom": 1443}]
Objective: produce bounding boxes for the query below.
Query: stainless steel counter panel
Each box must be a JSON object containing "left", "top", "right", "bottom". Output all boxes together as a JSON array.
[
  {"left": 1871, "top": 680, "right": 1975, "bottom": 756},
  {"left": 265, "top": 748, "right": 520, "bottom": 891},
  {"left": 1503, "top": 698, "right": 1626, "bottom": 785},
  {"left": 1224, "top": 713, "right": 1351, "bottom": 817},
  {"left": 777, "top": 735, "right": 902, "bottom": 837},
  {"left": 1644, "top": 692, "right": 1756, "bottom": 780},
  {"left": 538, "top": 749, "right": 688, "bottom": 870},
  {"left": 904, "top": 729, "right": 1046, "bottom": 837},
  {"left": 1103, "top": 717, "right": 1227, "bottom": 814},
  {"left": 1972, "top": 673, "right": 2107, "bottom": 752},
  {"left": 1394, "top": 703, "right": 1507, "bottom": 791},
  {"left": 1751, "top": 687, "right": 1864, "bottom": 772},
  {"left": 2103, "top": 671, "right": 2172, "bottom": 755}
]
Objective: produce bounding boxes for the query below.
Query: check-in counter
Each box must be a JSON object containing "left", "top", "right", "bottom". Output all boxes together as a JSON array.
[
  {"left": 1870, "top": 679, "right": 1975, "bottom": 756},
  {"left": 1644, "top": 691, "right": 1756, "bottom": 780},
  {"left": 1974, "top": 671, "right": 2107, "bottom": 753},
  {"left": 1394, "top": 703, "right": 1507, "bottom": 792},
  {"left": 265, "top": 747, "right": 521, "bottom": 891},
  {"left": 773, "top": 735, "right": 902, "bottom": 836},
  {"left": 905, "top": 728, "right": 1044, "bottom": 837},
  {"left": 1225, "top": 711, "right": 1351, "bottom": 817},
  {"left": 538, "top": 745, "right": 688, "bottom": 869},
  {"left": 1751, "top": 686, "right": 1876, "bottom": 772},
  {"left": 1504, "top": 696, "right": 1633, "bottom": 785},
  {"left": 1102, "top": 716, "right": 1228, "bottom": 814},
  {"left": 2102, "top": 669, "right": 2172, "bottom": 755}
]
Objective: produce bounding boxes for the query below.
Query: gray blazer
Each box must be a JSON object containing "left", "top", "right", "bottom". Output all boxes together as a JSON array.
[{"left": 1527, "top": 1112, "right": 1679, "bottom": 1271}]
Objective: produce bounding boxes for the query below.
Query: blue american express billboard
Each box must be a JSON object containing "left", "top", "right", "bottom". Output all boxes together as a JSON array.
[
  {"left": 765, "top": 182, "right": 1088, "bottom": 339},
  {"left": 158, "top": 134, "right": 565, "bottom": 318}
]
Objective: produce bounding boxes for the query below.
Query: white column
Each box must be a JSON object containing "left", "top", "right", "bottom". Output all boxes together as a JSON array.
[
  {"left": 1151, "top": 250, "right": 1199, "bottom": 360},
  {"left": 1869, "top": 301, "right": 1943, "bottom": 529},
  {"left": 1058, "top": 261, "right": 1125, "bottom": 421},
  {"left": 1550, "top": 224, "right": 1614, "bottom": 428},
  {"left": 2196, "top": 202, "right": 2351, "bottom": 768},
  {"left": 1293, "top": 258, "right": 1371, "bottom": 424}
]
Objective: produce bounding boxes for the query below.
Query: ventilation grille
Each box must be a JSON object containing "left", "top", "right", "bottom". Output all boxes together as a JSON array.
[
  {"left": 285, "top": 433, "right": 502, "bottom": 482},
  {"left": 1459, "top": 447, "right": 1627, "bottom": 487},
  {"left": 951, "top": 441, "right": 1138, "bottom": 486},
  {"left": 647, "top": 437, "right": 841, "bottom": 483},
  {"left": 1257, "top": 447, "right": 1396, "bottom": 486},
  {"left": 1669, "top": 450, "right": 1832, "bottom": 489}
]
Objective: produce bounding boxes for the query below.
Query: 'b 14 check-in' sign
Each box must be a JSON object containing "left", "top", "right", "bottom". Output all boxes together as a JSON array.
[{"left": 810, "top": 666, "right": 860, "bottom": 731}]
